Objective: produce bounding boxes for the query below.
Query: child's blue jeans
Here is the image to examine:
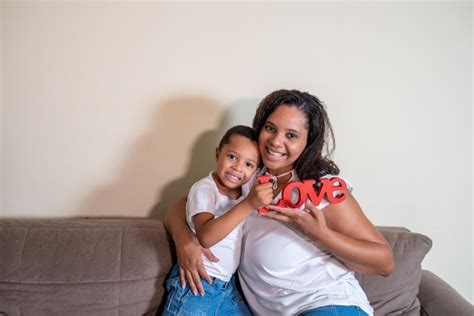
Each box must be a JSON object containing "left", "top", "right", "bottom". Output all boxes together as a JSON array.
[{"left": 163, "top": 264, "right": 251, "bottom": 316}]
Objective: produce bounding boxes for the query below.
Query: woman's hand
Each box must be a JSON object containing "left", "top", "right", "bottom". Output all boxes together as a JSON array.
[
  {"left": 261, "top": 192, "right": 394, "bottom": 276},
  {"left": 176, "top": 235, "right": 219, "bottom": 296},
  {"left": 263, "top": 200, "right": 330, "bottom": 240},
  {"left": 164, "top": 197, "right": 220, "bottom": 296}
]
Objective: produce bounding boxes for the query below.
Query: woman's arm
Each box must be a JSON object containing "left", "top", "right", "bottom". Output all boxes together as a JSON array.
[
  {"left": 263, "top": 191, "right": 394, "bottom": 276},
  {"left": 164, "top": 197, "right": 219, "bottom": 296}
]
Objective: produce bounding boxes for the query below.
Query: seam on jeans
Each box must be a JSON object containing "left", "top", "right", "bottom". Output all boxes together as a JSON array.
[
  {"left": 179, "top": 287, "right": 209, "bottom": 315},
  {"left": 214, "top": 287, "right": 226, "bottom": 316},
  {"left": 177, "top": 288, "right": 195, "bottom": 307},
  {"left": 164, "top": 278, "right": 180, "bottom": 313},
  {"left": 332, "top": 305, "right": 338, "bottom": 316},
  {"left": 231, "top": 292, "right": 243, "bottom": 306}
]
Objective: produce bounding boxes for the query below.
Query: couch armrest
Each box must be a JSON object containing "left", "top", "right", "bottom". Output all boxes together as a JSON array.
[{"left": 418, "top": 270, "right": 472, "bottom": 316}]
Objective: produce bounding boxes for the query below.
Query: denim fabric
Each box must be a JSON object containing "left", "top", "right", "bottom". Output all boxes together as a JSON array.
[
  {"left": 163, "top": 264, "right": 251, "bottom": 316},
  {"left": 299, "top": 305, "right": 369, "bottom": 316}
]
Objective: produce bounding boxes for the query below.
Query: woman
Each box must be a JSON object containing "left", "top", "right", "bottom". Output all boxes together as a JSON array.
[{"left": 165, "top": 89, "right": 394, "bottom": 315}]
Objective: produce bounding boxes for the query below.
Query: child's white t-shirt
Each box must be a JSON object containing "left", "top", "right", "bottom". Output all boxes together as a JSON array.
[{"left": 186, "top": 172, "right": 248, "bottom": 282}]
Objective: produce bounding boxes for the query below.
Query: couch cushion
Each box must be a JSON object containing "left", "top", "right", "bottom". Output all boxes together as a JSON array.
[
  {"left": 0, "top": 219, "right": 173, "bottom": 316},
  {"left": 356, "top": 226, "right": 432, "bottom": 316}
]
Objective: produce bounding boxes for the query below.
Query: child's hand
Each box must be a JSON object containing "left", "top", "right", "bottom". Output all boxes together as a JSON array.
[{"left": 246, "top": 182, "right": 274, "bottom": 209}]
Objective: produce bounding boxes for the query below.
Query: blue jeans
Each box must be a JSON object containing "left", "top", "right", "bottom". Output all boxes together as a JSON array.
[
  {"left": 299, "top": 305, "right": 369, "bottom": 316},
  {"left": 163, "top": 264, "right": 251, "bottom": 316}
]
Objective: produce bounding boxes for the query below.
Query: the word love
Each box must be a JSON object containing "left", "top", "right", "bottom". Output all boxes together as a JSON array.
[{"left": 256, "top": 176, "right": 348, "bottom": 214}]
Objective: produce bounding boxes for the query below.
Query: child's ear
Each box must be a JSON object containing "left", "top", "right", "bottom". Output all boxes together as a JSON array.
[{"left": 215, "top": 148, "right": 220, "bottom": 161}]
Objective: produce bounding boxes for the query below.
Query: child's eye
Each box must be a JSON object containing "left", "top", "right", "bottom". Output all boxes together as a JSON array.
[
  {"left": 245, "top": 162, "right": 255, "bottom": 169},
  {"left": 228, "top": 154, "right": 236, "bottom": 160}
]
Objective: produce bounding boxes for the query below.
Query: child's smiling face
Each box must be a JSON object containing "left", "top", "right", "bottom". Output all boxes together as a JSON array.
[{"left": 214, "top": 134, "right": 260, "bottom": 195}]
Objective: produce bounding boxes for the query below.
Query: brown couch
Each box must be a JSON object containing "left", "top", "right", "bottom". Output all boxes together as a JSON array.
[{"left": 0, "top": 219, "right": 472, "bottom": 315}]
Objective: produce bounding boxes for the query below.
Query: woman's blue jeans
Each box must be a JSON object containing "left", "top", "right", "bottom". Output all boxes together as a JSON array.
[{"left": 299, "top": 305, "right": 369, "bottom": 316}]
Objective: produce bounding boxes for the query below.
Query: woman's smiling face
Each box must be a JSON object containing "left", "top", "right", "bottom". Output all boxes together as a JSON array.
[{"left": 258, "top": 105, "right": 309, "bottom": 176}]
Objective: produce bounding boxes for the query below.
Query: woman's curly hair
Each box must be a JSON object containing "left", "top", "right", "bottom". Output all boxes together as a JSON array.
[{"left": 252, "top": 89, "right": 339, "bottom": 181}]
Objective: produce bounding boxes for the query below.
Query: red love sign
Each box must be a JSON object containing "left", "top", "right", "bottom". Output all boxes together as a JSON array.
[{"left": 256, "top": 176, "right": 348, "bottom": 214}]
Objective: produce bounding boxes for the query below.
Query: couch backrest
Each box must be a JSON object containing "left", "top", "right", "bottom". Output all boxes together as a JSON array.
[
  {"left": 0, "top": 220, "right": 433, "bottom": 316},
  {"left": 0, "top": 219, "right": 173, "bottom": 316},
  {"left": 357, "top": 226, "right": 432, "bottom": 316}
]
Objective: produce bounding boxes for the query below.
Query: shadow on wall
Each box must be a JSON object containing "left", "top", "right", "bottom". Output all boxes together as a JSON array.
[
  {"left": 74, "top": 95, "right": 258, "bottom": 219},
  {"left": 149, "top": 98, "right": 258, "bottom": 219}
]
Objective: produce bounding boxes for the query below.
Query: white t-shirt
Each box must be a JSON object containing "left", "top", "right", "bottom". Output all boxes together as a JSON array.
[
  {"left": 238, "top": 173, "right": 374, "bottom": 316},
  {"left": 186, "top": 172, "right": 248, "bottom": 282}
]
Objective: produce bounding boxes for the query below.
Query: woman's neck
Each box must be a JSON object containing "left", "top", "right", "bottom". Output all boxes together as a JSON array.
[
  {"left": 266, "top": 166, "right": 294, "bottom": 177},
  {"left": 263, "top": 167, "right": 294, "bottom": 194}
]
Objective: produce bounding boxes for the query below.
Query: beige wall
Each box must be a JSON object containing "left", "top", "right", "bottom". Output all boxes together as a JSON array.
[{"left": 1, "top": 1, "right": 472, "bottom": 302}]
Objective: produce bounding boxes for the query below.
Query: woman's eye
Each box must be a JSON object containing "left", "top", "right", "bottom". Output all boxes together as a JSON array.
[
  {"left": 265, "top": 124, "right": 275, "bottom": 132},
  {"left": 286, "top": 133, "right": 297, "bottom": 139},
  {"left": 228, "top": 154, "right": 236, "bottom": 160}
]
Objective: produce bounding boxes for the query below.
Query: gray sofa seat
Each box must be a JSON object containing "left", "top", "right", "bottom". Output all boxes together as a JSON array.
[{"left": 0, "top": 219, "right": 472, "bottom": 315}]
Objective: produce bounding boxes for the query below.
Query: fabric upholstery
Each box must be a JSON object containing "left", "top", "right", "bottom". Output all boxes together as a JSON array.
[
  {"left": 0, "top": 219, "right": 173, "bottom": 316},
  {"left": 418, "top": 270, "right": 473, "bottom": 316},
  {"left": 356, "top": 227, "right": 432, "bottom": 316},
  {"left": 2, "top": 220, "right": 470, "bottom": 316}
]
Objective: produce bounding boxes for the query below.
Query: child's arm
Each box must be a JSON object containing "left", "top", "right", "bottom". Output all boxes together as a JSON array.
[{"left": 194, "top": 182, "right": 273, "bottom": 248}]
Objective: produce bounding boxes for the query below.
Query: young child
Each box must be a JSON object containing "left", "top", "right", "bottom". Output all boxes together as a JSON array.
[{"left": 163, "top": 125, "right": 273, "bottom": 316}]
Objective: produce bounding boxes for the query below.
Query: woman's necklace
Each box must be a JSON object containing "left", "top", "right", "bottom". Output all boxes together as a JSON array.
[{"left": 263, "top": 167, "right": 294, "bottom": 190}]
